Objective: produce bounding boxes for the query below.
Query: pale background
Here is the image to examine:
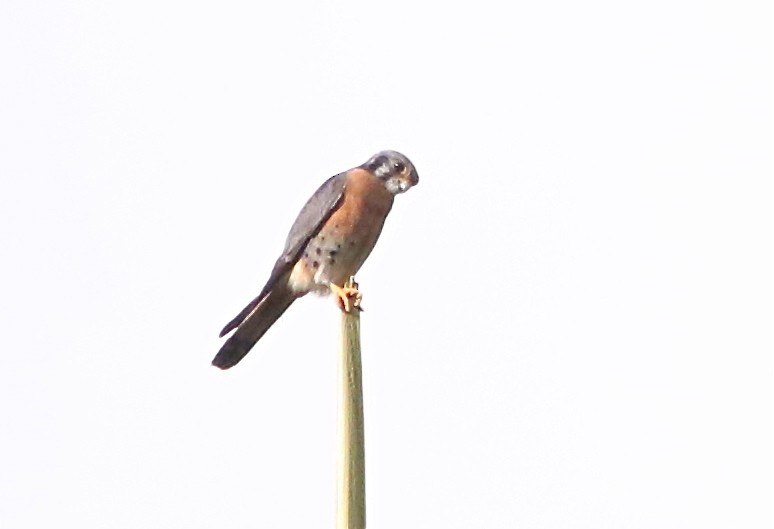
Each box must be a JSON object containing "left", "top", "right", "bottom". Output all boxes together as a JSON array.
[{"left": 0, "top": 1, "right": 771, "bottom": 528}]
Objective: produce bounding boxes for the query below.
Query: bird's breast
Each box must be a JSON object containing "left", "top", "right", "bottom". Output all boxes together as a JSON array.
[{"left": 289, "top": 169, "right": 394, "bottom": 293}]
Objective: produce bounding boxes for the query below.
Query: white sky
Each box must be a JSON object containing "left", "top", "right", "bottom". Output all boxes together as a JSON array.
[{"left": 0, "top": 1, "right": 771, "bottom": 528}]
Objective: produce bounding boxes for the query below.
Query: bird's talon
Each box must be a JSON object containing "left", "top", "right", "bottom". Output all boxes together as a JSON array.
[{"left": 331, "top": 283, "right": 363, "bottom": 313}]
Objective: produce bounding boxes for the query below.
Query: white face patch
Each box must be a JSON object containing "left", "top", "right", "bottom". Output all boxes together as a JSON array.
[
  {"left": 373, "top": 164, "right": 391, "bottom": 179},
  {"left": 384, "top": 177, "right": 409, "bottom": 195}
]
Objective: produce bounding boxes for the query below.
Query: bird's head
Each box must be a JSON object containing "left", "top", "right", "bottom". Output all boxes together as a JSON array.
[{"left": 363, "top": 150, "right": 419, "bottom": 195}]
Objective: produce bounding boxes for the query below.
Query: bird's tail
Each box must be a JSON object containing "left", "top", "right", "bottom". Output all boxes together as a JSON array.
[{"left": 212, "top": 286, "right": 297, "bottom": 370}]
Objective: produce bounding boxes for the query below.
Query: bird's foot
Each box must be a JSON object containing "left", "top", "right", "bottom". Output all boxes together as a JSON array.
[{"left": 330, "top": 278, "right": 363, "bottom": 313}]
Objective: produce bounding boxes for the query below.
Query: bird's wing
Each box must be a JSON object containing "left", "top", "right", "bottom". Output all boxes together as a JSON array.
[{"left": 219, "top": 172, "right": 348, "bottom": 337}]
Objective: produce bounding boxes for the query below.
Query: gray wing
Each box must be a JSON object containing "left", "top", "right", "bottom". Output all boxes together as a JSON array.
[
  {"left": 280, "top": 172, "right": 348, "bottom": 266},
  {"left": 219, "top": 172, "right": 348, "bottom": 337}
]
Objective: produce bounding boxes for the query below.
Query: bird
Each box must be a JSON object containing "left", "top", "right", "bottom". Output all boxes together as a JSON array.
[{"left": 212, "top": 150, "right": 419, "bottom": 370}]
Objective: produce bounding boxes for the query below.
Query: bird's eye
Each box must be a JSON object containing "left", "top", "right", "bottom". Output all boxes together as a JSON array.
[{"left": 393, "top": 161, "right": 405, "bottom": 172}]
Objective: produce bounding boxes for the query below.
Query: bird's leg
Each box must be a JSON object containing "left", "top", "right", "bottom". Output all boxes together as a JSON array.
[{"left": 329, "top": 277, "right": 363, "bottom": 313}]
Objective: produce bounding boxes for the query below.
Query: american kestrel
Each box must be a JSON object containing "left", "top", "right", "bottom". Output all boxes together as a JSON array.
[{"left": 212, "top": 150, "right": 419, "bottom": 369}]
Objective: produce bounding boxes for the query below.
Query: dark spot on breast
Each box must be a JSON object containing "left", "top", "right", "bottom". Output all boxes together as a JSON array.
[
  {"left": 336, "top": 243, "right": 341, "bottom": 250},
  {"left": 312, "top": 260, "right": 320, "bottom": 269},
  {"left": 329, "top": 250, "right": 338, "bottom": 258},
  {"left": 304, "top": 252, "right": 308, "bottom": 258},
  {"left": 315, "top": 247, "right": 322, "bottom": 256}
]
